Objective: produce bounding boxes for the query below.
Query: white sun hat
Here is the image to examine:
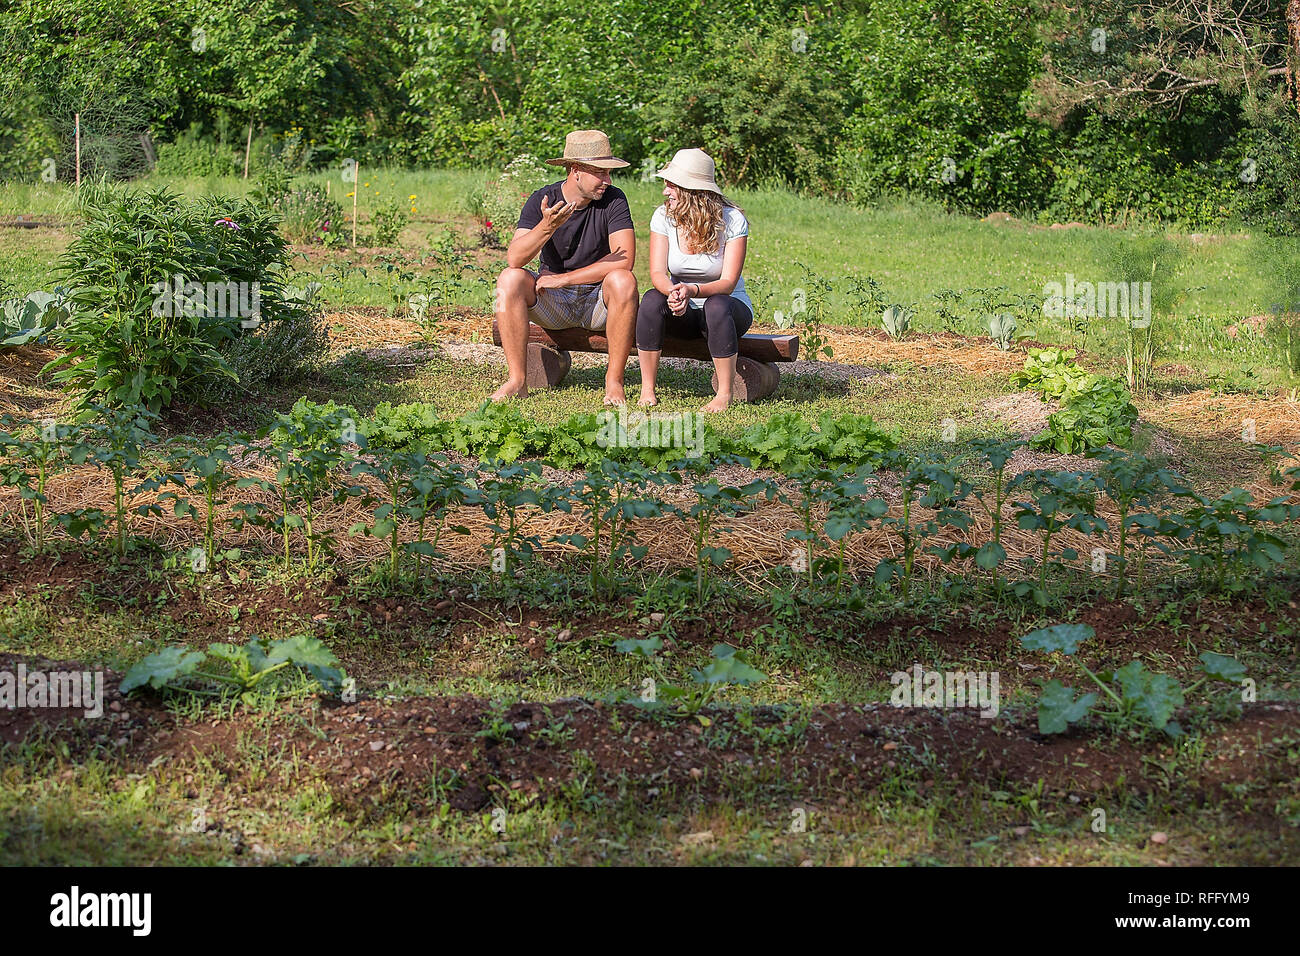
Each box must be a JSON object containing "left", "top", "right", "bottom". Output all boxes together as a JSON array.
[{"left": 654, "top": 148, "right": 722, "bottom": 194}]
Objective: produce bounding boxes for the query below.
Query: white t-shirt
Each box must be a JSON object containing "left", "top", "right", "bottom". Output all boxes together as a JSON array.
[{"left": 650, "top": 204, "right": 752, "bottom": 312}]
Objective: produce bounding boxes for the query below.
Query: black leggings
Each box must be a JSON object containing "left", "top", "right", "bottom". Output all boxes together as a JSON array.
[{"left": 636, "top": 289, "right": 754, "bottom": 358}]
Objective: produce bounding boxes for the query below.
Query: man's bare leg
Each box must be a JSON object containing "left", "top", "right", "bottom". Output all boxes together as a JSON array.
[
  {"left": 600, "top": 270, "right": 637, "bottom": 406},
  {"left": 491, "top": 268, "right": 537, "bottom": 401}
]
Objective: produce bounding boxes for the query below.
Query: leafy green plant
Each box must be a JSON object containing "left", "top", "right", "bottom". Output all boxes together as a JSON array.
[
  {"left": 793, "top": 265, "right": 834, "bottom": 360},
  {"left": 967, "top": 438, "right": 1025, "bottom": 595},
  {"left": 781, "top": 464, "right": 879, "bottom": 593},
  {"left": 477, "top": 459, "right": 559, "bottom": 579},
  {"left": 822, "top": 469, "right": 888, "bottom": 594},
  {"left": 1013, "top": 349, "right": 1138, "bottom": 454},
  {"left": 1166, "top": 487, "right": 1293, "bottom": 593},
  {"left": 1031, "top": 375, "right": 1138, "bottom": 454},
  {"left": 1089, "top": 448, "right": 1178, "bottom": 597},
  {"left": 348, "top": 448, "right": 478, "bottom": 582},
  {"left": 1, "top": 288, "right": 73, "bottom": 347},
  {"left": 275, "top": 181, "right": 343, "bottom": 244},
  {"left": 844, "top": 274, "right": 887, "bottom": 325},
  {"left": 987, "top": 311, "right": 1017, "bottom": 350},
  {"left": 0, "top": 416, "right": 96, "bottom": 551},
  {"left": 729, "top": 411, "right": 896, "bottom": 472},
  {"left": 235, "top": 402, "right": 357, "bottom": 569},
  {"left": 881, "top": 303, "right": 913, "bottom": 340},
  {"left": 156, "top": 433, "right": 247, "bottom": 570},
  {"left": 875, "top": 451, "right": 973, "bottom": 598},
  {"left": 452, "top": 401, "right": 549, "bottom": 463},
  {"left": 1012, "top": 470, "right": 1107, "bottom": 604},
  {"left": 367, "top": 196, "right": 409, "bottom": 247},
  {"left": 666, "top": 457, "right": 775, "bottom": 605},
  {"left": 613, "top": 638, "right": 766, "bottom": 717},
  {"left": 359, "top": 402, "right": 455, "bottom": 454},
  {"left": 1020, "top": 623, "right": 1244, "bottom": 738},
  {"left": 121, "top": 635, "right": 343, "bottom": 700},
  {"left": 78, "top": 404, "right": 163, "bottom": 556},
  {"left": 554, "top": 460, "right": 666, "bottom": 598},
  {"left": 1010, "top": 347, "right": 1088, "bottom": 398},
  {"left": 45, "top": 187, "right": 301, "bottom": 411}
]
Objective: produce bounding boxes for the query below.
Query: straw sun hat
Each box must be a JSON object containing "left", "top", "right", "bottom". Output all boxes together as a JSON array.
[
  {"left": 545, "top": 129, "right": 630, "bottom": 169},
  {"left": 654, "top": 148, "right": 721, "bottom": 194}
]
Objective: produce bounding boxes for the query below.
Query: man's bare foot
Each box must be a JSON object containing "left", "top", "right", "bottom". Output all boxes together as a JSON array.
[
  {"left": 701, "top": 395, "right": 731, "bottom": 413},
  {"left": 490, "top": 381, "right": 528, "bottom": 402},
  {"left": 638, "top": 391, "right": 658, "bottom": 408}
]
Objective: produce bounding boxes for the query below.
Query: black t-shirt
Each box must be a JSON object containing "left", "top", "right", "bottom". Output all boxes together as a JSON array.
[{"left": 517, "top": 181, "right": 635, "bottom": 275}]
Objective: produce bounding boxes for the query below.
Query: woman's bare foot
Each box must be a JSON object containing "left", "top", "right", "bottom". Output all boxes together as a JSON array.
[
  {"left": 490, "top": 379, "right": 528, "bottom": 401},
  {"left": 701, "top": 395, "right": 731, "bottom": 413},
  {"left": 638, "top": 389, "right": 658, "bottom": 407}
]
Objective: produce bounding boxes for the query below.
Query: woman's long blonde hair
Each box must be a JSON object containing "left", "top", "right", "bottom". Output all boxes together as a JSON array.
[{"left": 667, "top": 187, "right": 743, "bottom": 256}]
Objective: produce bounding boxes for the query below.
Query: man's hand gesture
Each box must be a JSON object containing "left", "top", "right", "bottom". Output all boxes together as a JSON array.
[{"left": 540, "top": 194, "right": 576, "bottom": 234}]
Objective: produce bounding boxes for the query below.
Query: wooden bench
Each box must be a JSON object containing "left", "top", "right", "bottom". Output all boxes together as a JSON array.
[{"left": 491, "top": 321, "right": 800, "bottom": 402}]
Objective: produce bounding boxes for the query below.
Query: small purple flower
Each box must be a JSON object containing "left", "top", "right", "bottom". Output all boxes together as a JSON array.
[{"left": 214, "top": 218, "right": 240, "bottom": 230}]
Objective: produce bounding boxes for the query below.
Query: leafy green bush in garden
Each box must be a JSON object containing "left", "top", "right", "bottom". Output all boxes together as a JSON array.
[
  {"left": 1, "top": 288, "right": 73, "bottom": 346},
  {"left": 192, "top": 283, "right": 330, "bottom": 406},
  {"left": 1033, "top": 376, "right": 1138, "bottom": 454},
  {"left": 45, "top": 188, "right": 306, "bottom": 411},
  {"left": 1010, "top": 347, "right": 1089, "bottom": 398},
  {"left": 367, "top": 196, "right": 409, "bottom": 246},
  {"left": 152, "top": 125, "right": 240, "bottom": 177}
]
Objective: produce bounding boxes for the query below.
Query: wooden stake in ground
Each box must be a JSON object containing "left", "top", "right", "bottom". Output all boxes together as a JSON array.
[
  {"left": 352, "top": 161, "right": 359, "bottom": 247},
  {"left": 243, "top": 120, "right": 253, "bottom": 179},
  {"left": 74, "top": 112, "right": 81, "bottom": 190}
]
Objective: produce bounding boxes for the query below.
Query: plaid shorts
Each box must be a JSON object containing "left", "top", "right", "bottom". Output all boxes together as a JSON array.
[{"left": 526, "top": 269, "right": 609, "bottom": 332}]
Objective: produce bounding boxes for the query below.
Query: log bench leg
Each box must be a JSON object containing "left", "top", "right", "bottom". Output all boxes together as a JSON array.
[
  {"left": 525, "top": 342, "right": 571, "bottom": 389},
  {"left": 711, "top": 356, "right": 781, "bottom": 402}
]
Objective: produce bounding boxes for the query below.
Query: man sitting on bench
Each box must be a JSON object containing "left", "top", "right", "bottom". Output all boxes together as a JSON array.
[{"left": 490, "top": 129, "right": 638, "bottom": 405}]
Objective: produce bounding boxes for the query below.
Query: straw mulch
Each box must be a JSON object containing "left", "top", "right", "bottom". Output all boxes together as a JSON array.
[
  {"left": 0, "top": 345, "right": 67, "bottom": 418},
  {"left": 1145, "top": 389, "right": 1300, "bottom": 448},
  {"left": 808, "top": 329, "right": 1026, "bottom": 376},
  {"left": 325, "top": 307, "right": 426, "bottom": 352},
  {"left": 0, "top": 457, "right": 1190, "bottom": 584}
]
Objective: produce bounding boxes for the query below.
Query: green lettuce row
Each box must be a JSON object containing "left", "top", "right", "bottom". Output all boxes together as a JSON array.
[{"left": 281, "top": 399, "right": 899, "bottom": 474}]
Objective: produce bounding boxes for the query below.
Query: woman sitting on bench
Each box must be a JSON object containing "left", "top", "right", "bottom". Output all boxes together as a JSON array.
[{"left": 636, "top": 148, "right": 753, "bottom": 412}]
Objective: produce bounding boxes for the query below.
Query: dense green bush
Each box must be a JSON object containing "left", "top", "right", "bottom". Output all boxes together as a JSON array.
[
  {"left": 3, "top": 0, "right": 1295, "bottom": 231},
  {"left": 1234, "top": 110, "right": 1300, "bottom": 237},
  {"left": 153, "top": 125, "right": 240, "bottom": 178},
  {"left": 1043, "top": 110, "right": 1238, "bottom": 228},
  {"left": 46, "top": 188, "right": 306, "bottom": 411},
  {"left": 832, "top": 0, "right": 1050, "bottom": 210}
]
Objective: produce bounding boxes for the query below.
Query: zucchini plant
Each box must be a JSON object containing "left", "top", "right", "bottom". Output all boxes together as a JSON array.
[
  {"left": 121, "top": 634, "right": 344, "bottom": 701},
  {"left": 1020, "top": 623, "right": 1245, "bottom": 738}
]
